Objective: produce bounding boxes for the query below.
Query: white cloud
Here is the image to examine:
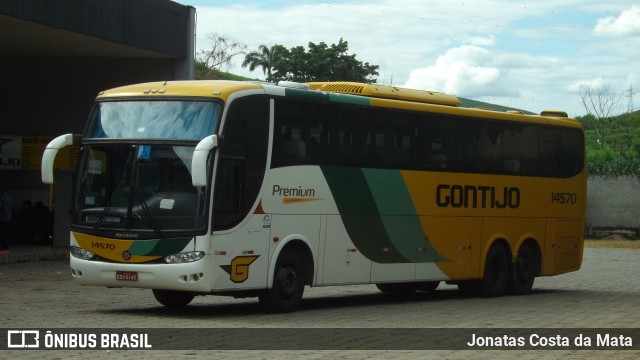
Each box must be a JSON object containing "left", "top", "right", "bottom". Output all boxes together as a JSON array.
[
  {"left": 403, "top": 46, "right": 514, "bottom": 98},
  {"left": 594, "top": 5, "right": 640, "bottom": 36},
  {"left": 180, "top": 0, "right": 640, "bottom": 116},
  {"left": 464, "top": 35, "right": 496, "bottom": 47}
]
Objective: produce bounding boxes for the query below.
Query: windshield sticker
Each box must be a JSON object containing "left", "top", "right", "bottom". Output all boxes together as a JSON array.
[
  {"left": 137, "top": 145, "right": 151, "bottom": 159},
  {"left": 159, "top": 199, "right": 175, "bottom": 210},
  {"left": 88, "top": 159, "right": 102, "bottom": 174}
]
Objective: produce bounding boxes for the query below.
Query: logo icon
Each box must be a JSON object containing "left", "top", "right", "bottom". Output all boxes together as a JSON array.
[
  {"left": 122, "top": 250, "right": 132, "bottom": 261},
  {"left": 7, "top": 330, "right": 40, "bottom": 348}
]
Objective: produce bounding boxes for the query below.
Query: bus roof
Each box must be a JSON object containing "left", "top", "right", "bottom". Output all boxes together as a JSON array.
[
  {"left": 96, "top": 80, "right": 264, "bottom": 101},
  {"left": 307, "top": 82, "right": 462, "bottom": 107},
  {"left": 94, "top": 80, "right": 578, "bottom": 128}
]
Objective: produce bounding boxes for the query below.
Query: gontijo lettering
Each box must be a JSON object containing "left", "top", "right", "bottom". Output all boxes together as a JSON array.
[{"left": 436, "top": 184, "right": 520, "bottom": 209}]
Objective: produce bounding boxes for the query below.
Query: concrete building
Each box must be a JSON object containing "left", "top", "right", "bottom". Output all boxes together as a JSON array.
[{"left": 0, "top": 0, "right": 196, "bottom": 247}]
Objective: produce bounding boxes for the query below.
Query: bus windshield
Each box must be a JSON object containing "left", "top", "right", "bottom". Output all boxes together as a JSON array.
[
  {"left": 88, "top": 100, "right": 220, "bottom": 140},
  {"left": 73, "top": 144, "right": 208, "bottom": 237}
]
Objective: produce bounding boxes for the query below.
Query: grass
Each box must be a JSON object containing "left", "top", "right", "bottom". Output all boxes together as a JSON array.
[{"left": 584, "top": 239, "right": 640, "bottom": 249}]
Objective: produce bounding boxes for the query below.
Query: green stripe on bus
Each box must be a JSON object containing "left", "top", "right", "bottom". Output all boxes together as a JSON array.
[
  {"left": 322, "top": 166, "right": 448, "bottom": 264},
  {"left": 361, "top": 169, "right": 449, "bottom": 263},
  {"left": 321, "top": 166, "right": 407, "bottom": 263},
  {"left": 284, "top": 88, "right": 371, "bottom": 106},
  {"left": 128, "top": 237, "right": 192, "bottom": 256},
  {"left": 284, "top": 88, "right": 329, "bottom": 103},
  {"left": 361, "top": 168, "right": 418, "bottom": 261},
  {"left": 327, "top": 93, "right": 371, "bottom": 106}
]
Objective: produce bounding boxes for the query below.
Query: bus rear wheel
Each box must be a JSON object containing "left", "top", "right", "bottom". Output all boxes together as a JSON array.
[
  {"left": 507, "top": 243, "right": 539, "bottom": 295},
  {"left": 152, "top": 289, "right": 195, "bottom": 308},
  {"left": 259, "top": 249, "right": 305, "bottom": 313},
  {"left": 473, "top": 244, "right": 509, "bottom": 297}
]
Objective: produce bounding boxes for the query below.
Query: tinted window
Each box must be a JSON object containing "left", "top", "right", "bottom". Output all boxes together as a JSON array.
[
  {"left": 373, "top": 112, "right": 419, "bottom": 168},
  {"left": 272, "top": 101, "right": 324, "bottom": 167},
  {"left": 326, "top": 106, "right": 374, "bottom": 166},
  {"left": 213, "top": 96, "right": 269, "bottom": 230},
  {"left": 270, "top": 98, "right": 583, "bottom": 178},
  {"left": 89, "top": 101, "right": 219, "bottom": 140}
]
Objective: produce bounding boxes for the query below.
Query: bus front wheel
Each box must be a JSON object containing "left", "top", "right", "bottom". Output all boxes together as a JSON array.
[
  {"left": 152, "top": 289, "right": 195, "bottom": 308},
  {"left": 474, "top": 244, "right": 509, "bottom": 297},
  {"left": 259, "top": 249, "right": 305, "bottom": 313}
]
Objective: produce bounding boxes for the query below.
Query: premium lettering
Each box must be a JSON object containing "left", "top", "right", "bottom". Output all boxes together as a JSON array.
[
  {"left": 436, "top": 184, "right": 520, "bottom": 209},
  {"left": 272, "top": 185, "right": 316, "bottom": 198}
]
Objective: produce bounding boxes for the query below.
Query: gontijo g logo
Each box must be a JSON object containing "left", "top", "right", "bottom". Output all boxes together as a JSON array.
[{"left": 220, "top": 255, "right": 260, "bottom": 283}]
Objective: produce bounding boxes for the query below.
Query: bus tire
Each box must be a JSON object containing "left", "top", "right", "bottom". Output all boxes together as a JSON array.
[
  {"left": 375, "top": 282, "right": 418, "bottom": 294},
  {"left": 259, "top": 248, "right": 305, "bottom": 313},
  {"left": 152, "top": 289, "right": 195, "bottom": 308},
  {"left": 456, "top": 281, "right": 475, "bottom": 296},
  {"left": 507, "top": 243, "right": 538, "bottom": 295},
  {"left": 474, "top": 244, "right": 509, "bottom": 297}
]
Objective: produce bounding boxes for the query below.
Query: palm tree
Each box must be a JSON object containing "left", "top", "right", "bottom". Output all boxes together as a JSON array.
[{"left": 242, "top": 44, "right": 284, "bottom": 80}]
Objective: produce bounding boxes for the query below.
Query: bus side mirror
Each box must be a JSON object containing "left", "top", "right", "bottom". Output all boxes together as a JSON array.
[
  {"left": 191, "top": 135, "right": 219, "bottom": 187},
  {"left": 41, "top": 134, "right": 81, "bottom": 184}
]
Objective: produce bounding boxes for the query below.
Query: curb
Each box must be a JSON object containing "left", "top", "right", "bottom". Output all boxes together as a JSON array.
[{"left": 0, "top": 251, "right": 69, "bottom": 264}]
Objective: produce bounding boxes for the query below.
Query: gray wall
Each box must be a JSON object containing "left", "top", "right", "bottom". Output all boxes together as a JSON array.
[{"left": 586, "top": 175, "right": 640, "bottom": 237}]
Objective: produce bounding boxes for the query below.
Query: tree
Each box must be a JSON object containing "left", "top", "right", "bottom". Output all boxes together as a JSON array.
[
  {"left": 195, "top": 33, "right": 247, "bottom": 79},
  {"left": 241, "top": 44, "right": 286, "bottom": 80},
  {"left": 244, "top": 38, "right": 379, "bottom": 84},
  {"left": 579, "top": 81, "right": 624, "bottom": 149}
]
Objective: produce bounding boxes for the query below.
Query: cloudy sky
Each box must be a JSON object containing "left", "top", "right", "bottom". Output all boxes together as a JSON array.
[{"left": 174, "top": 0, "right": 639, "bottom": 117}]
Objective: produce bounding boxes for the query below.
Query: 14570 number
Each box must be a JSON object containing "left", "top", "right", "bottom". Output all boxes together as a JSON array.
[{"left": 551, "top": 192, "right": 577, "bottom": 204}]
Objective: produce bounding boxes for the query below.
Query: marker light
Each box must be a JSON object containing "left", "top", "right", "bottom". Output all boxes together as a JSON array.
[{"left": 164, "top": 251, "right": 205, "bottom": 264}]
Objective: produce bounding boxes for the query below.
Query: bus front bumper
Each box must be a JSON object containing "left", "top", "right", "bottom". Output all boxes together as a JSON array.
[{"left": 69, "top": 255, "right": 213, "bottom": 292}]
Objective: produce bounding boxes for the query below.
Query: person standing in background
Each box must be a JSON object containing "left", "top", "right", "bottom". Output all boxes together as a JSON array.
[{"left": 0, "top": 185, "right": 14, "bottom": 254}]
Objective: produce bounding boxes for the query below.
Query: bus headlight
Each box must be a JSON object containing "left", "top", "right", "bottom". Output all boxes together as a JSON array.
[
  {"left": 164, "top": 251, "right": 205, "bottom": 264},
  {"left": 70, "top": 246, "right": 95, "bottom": 260}
]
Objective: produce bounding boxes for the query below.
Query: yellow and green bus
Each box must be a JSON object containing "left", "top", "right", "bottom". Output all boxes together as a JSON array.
[{"left": 41, "top": 80, "right": 585, "bottom": 312}]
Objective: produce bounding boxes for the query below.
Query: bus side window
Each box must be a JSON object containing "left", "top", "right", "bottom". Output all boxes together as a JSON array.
[
  {"left": 327, "top": 106, "right": 373, "bottom": 166},
  {"left": 375, "top": 112, "right": 418, "bottom": 169},
  {"left": 422, "top": 123, "right": 448, "bottom": 169},
  {"left": 502, "top": 124, "right": 538, "bottom": 175},
  {"left": 463, "top": 122, "right": 502, "bottom": 173},
  {"left": 214, "top": 95, "right": 269, "bottom": 230},
  {"left": 273, "top": 100, "right": 324, "bottom": 167},
  {"left": 212, "top": 157, "right": 243, "bottom": 229},
  {"left": 539, "top": 127, "right": 559, "bottom": 176},
  {"left": 557, "top": 128, "right": 583, "bottom": 177}
]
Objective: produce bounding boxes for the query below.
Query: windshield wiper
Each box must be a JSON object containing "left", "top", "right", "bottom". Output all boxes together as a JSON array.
[
  {"left": 131, "top": 184, "right": 166, "bottom": 239},
  {"left": 93, "top": 146, "right": 133, "bottom": 231}
]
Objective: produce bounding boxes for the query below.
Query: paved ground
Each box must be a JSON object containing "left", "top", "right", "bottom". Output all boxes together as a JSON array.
[{"left": 0, "top": 246, "right": 638, "bottom": 359}]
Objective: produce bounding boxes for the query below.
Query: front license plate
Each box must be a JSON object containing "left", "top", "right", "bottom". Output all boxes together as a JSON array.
[{"left": 116, "top": 271, "right": 138, "bottom": 281}]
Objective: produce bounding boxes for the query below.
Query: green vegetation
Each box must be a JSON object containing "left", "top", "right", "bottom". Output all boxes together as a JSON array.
[
  {"left": 196, "top": 36, "right": 379, "bottom": 84},
  {"left": 194, "top": 62, "right": 258, "bottom": 81},
  {"left": 242, "top": 39, "right": 379, "bottom": 84},
  {"left": 578, "top": 112, "right": 640, "bottom": 175}
]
